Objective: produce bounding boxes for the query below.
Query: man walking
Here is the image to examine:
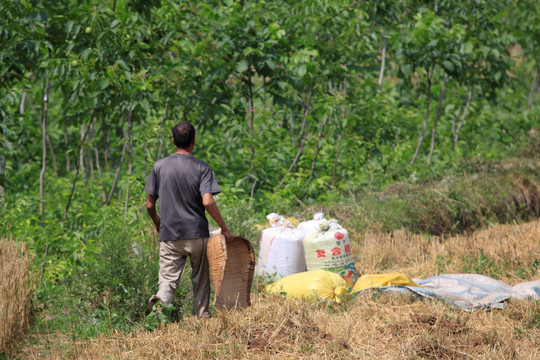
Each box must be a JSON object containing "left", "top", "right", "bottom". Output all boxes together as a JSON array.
[{"left": 145, "top": 121, "right": 233, "bottom": 318}]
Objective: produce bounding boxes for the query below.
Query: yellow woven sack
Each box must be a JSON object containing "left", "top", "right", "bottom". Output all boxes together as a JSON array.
[
  {"left": 351, "top": 273, "right": 420, "bottom": 293},
  {"left": 266, "top": 269, "right": 349, "bottom": 303}
]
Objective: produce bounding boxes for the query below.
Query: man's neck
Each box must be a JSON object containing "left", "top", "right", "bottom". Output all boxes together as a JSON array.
[{"left": 175, "top": 148, "right": 192, "bottom": 155}]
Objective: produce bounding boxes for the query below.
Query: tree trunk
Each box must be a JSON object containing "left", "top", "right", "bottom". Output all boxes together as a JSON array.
[
  {"left": 92, "top": 122, "right": 107, "bottom": 203},
  {"left": 332, "top": 133, "right": 343, "bottom": 187},
  {"left": 279, "top": 112, "right": 285, "bottom": 129},
  {"left": 107, "top": 110, "right": 133, "bottom": 205},
  {"left": 18, "top": 92, "right": 27, "bottom": 148},
  {"left": 155, "top": 103, "right": 168, "bottom": 161},
  {"left": 289, "top": 111, "right": 295, "bottom": 146},
  {"left": 246, "top": 73, "right": 255, "bottom": 185},
  {"left": 27, "top": 95, "right": 58, "bottom": 176},
  {"left": 103, "top": 115, "right": 111, "bottom": 170},
  {"left": 64, "top": 113, "right": 71, "bottom": 172},
  {"left": 250, "top": 180, "right": 257, "bottom": 200},
  {"left": 39, "top": 78, "right": 50, "bottom": 216},
  {"left": 88, "top": 129, "right": 94, "bottom": 181},
  {"left": 451, "top": 102, "right": 464, "bottom": 143},
  {"left": 331, "top": 81, "right": 347, "bottom": 187},
  {"left": 528, "top": 57, "right": 540, "bottom": 109},
  {"left": 80, "top": 123, "right": 88, "bottom": 188},
  {"left": 64, "top": 111, "right": 95, "bottom": 220},
  {"left": 124, "top": 112, "right": 134, "bottom": 219},
  {"left": 428, "top": 74, "right": 448, "bottom": 165},
  {"left": 377, "top": 32, "right": 388, "bottom": 96},
  {"left": 410, "top": 68, "right": 433, "bottom": 165},
  {"left": 307, "top": 115, "right": 329, "bottom": 186},
  {"left": 453, "top": 84, "right": 473, "bottom": 147},
  {"left": 275, "top": 79, "right": 315, "bottom": 191}
]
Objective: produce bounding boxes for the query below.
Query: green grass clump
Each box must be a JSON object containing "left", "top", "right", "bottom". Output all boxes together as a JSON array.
[{"left": 321, "top": 170, "right": 540, "bottom": 237}]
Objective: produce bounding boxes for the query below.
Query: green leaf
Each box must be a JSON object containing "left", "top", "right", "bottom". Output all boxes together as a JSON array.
[
  {"left": 462, "top": 42, "right": 473, "bottom": 54},
  {"left": 442, "top": 60, "right": 454, "bottom": 72},
  {"left": 99, "top": 79, "right": 110, "bottom": 90},
  {"left": 65, "top": 20, "right": 74, "bottom": 34},
  {"left": 243, "top": 47, "right": 261, "bottom": 56},
  {"left": 297, "top": 64, "right": 307, "bottom": 77},
  {"left": 401, "top": 63, "right": 412, "bottom": 76},
  {"left": 236, "top": 60, "right": 248, "bottom": 73},
  {"left": 266, "top": 60, "right": 275, "bottom": 70}
]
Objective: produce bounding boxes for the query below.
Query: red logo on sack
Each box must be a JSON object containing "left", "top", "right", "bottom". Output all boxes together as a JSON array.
[
  {"left": 334, "top": 232, "right": 344, "bottom": 240},
  {"left": 316, "top": 249, "right": 326, "bottom": 258}
]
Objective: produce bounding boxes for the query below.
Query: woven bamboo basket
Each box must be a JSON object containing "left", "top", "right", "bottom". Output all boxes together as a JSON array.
[{"left": 207, "top": 234, "right": 255, "bottom": 309}]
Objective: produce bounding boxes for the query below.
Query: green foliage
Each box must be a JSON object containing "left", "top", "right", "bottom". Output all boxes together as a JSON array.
[
  {"left": 461, "top": 251, "right": 503, "bottom": 279},
  {"left": 325, "top": 169, "right": 540, "bottom": 237},
  {"left": 25, "top": 205, "right": 159, "bottom": 336},
  {"left": 142, "top": 302, "right": 174, "bottom": 331}
]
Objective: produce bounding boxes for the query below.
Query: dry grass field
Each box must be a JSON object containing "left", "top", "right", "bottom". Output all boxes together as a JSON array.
[
  {"left": 0, "top": 238, "right": 33, "bottom": 355},
  {"left": 15, "top": 219, "right": 540, "bottom": 359}
]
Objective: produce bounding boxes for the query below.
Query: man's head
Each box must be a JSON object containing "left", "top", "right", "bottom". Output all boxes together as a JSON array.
[{"left": 171, "top": 122, "right": 195, "bottom": 149}]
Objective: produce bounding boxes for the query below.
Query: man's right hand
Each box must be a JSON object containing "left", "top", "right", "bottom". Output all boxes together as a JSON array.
[{"left": 155, "top": 218, "right": 161, "bottom": 233}]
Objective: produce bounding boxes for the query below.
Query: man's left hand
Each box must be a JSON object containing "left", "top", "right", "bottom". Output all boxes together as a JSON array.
[{"left": 222, "top": 229, "right": 233, "bottom": 242}]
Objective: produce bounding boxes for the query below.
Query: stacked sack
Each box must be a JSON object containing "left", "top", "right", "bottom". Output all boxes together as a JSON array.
[
  {"left": 301, "top": 217, "right": 358, "bottom": 288},
  {"left": 297, "top": 212, "right": 326, "bottom": 236},
  {"left": 256, "top": 213, "right": 306, "bottom": 279}
]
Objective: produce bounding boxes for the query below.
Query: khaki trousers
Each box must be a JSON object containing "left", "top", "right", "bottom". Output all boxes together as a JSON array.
[{"left": 150, "top": 237, "right": 211, "bottom": 318}]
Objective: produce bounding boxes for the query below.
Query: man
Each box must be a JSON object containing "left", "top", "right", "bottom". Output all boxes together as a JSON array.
[{"left": 145, "top": 121, "right": 233, "bottom": 318}]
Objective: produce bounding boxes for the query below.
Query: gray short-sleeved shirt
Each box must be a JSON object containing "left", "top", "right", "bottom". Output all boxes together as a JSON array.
[{"left": 145, "top": 153, "right": 221, "bottom": 241}]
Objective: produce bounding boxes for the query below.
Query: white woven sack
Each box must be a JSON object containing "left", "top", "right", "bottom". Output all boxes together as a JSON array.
[
  {"left": 297, "top": 212, "right": 327, "bottom": 236},
  {"left": 257, "top": 214, "right": 307, "bottom": 278}
]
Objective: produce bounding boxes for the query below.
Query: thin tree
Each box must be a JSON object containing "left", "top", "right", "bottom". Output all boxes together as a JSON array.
[
  {"left": 155, "top": 103, "right": 168, "bottom": 161},
  {"left": 245, "top": 72, "right": 256, "bottom": 185},
  {"left": 274, "top": 78, "right": 315, "bottom": 191},
  {"left": 410, "top": 67, "right": 434, "bottom": 165},
  {"left": 377, "top": 31, "right": 388, "bottom": 96},
  {"left": 80, "top": 122, "right": 88, "bottom": 188},
  {"left": 428, "top": 73, "right": 448, "bottom": 165},
  {"left": 107, "top": 109, "right": 133, "bottom": 205},
  {"left": 306, "top": 114, "right": 329, "bottom": 186},
  {"left": 63, "top": 111, "right": 71, "bottom": 172},
  {"left": 39, "top": 78, "right": 50, "bottom": 216},
  {"left": 27, "top": 94, "right": 58, "bottom": 176},
  {"left": 452, "top": 84, "right": 473, "bottom": 147},
  {"left": 64, "top": 111, "right": 95, "bottom": 220},
  {"left": 92, "top": 121, "right": 107, "bottom": 203},
  {"left": 529, "top": 57, "right": 540, "bottom": 109},
  {"left": 124, "top": 112, "right": 134, "bottom": 220}
]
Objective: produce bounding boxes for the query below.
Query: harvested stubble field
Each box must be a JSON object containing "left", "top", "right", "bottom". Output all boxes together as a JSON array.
[
  {"left": 16, "top": 220, "right": 540, "bottom": 359},
  {"left": 0, "top": 239, "right": 32, "bottom": 356}
]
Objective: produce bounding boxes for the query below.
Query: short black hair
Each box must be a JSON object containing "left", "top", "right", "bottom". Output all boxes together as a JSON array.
[{"left": 171, "top": 122, "right": 195, "bottom": 149}]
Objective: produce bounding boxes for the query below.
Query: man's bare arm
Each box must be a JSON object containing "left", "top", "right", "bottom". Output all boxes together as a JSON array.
[
  {"left": 145, "top": 194, "right": 161, "bottom": 233},
  {"left": 202, "top": 192, "right": 233, "bottom": 242}
]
